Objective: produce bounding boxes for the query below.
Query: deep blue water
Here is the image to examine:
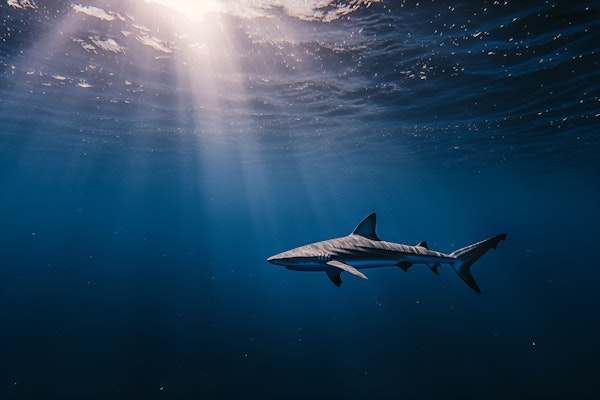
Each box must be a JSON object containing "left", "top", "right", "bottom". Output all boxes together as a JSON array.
[{"left": 1, "top": 0, "right": 599, "bottom": 399}]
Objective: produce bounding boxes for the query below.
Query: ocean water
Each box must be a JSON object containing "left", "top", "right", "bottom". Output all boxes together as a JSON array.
[{"left": 1, "top": 0, "right": 599, "bottom": 399}]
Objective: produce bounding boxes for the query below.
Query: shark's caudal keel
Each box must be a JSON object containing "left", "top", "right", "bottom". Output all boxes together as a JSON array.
[{"left": 267, "top": 213, "right": 506, "bottom": 293}]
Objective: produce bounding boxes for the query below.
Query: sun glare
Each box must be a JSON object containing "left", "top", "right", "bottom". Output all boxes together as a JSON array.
[{"left": 145, "top": 0, "right": 223, "bottom": 21}]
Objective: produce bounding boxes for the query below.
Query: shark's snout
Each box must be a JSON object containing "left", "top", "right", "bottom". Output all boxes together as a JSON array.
[{"left": 267, "top": 255, "right": 283, "bottom": 266}]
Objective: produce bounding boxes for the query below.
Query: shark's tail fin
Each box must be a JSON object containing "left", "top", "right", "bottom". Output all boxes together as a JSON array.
[{"left": 449, "top": 233, "right": 507, "bottom": 294}]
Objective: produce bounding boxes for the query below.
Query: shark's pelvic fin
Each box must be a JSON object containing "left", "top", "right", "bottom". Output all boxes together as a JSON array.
[
  {"left": 352, "top": 213, "right": 380, "bottom": 241},
  {"left": 327, "top": 260, "right": 368, "bottom": 280},
  {"left": 397, "top": 261, "right": 412, "bottom": 271}
]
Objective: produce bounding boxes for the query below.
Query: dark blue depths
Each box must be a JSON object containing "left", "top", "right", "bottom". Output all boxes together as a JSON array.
[{"left": 1, "top": 1, "right": 599, "bottom": 399}]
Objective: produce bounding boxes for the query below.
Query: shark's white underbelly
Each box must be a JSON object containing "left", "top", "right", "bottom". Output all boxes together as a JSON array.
[{"left": 343, "top": 259, "right": 399, "bottom": 268}]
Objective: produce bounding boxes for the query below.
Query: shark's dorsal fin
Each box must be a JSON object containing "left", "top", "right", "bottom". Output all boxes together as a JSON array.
[
  {"left": 351, "top": 213, "right": 380, "bottom": 241},
  {"left": 416, "top": 241, "right": 428, "bottom": 249}
]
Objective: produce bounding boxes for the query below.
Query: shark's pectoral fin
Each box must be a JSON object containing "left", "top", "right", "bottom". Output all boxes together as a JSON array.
[
  {"left": 326, "top": 260, "right": 368, "bottom": 280},
  {"left": 326, "top": 269, "right": 343, "bottom": 287}
]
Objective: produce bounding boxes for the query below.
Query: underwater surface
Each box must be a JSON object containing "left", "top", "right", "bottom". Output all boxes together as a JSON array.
[{"left": 1, "top": 0, "right": 599, "bottom": 398}]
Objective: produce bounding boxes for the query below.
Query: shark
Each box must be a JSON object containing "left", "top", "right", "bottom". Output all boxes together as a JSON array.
[{"left": 267, "top": 213, "right": 506, "bottom": 293}]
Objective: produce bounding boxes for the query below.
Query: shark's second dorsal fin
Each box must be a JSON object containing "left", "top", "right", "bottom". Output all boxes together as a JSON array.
[{"left": 352, "top": 213, "right": 380, "bottom": 241}]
